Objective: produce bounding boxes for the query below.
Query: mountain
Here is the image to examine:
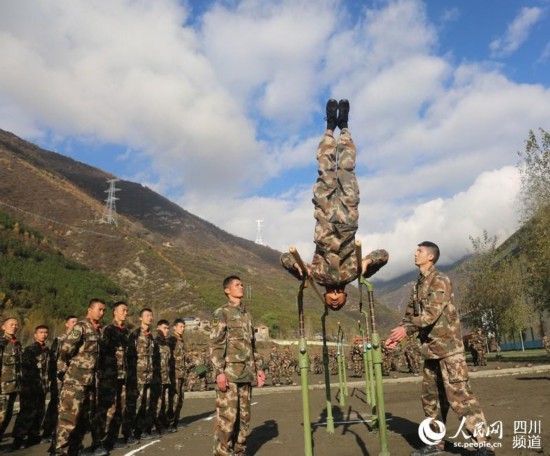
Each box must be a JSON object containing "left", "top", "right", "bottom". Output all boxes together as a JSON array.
[{"left": 0, "top": 129, "right": 399, "bottom": 337}]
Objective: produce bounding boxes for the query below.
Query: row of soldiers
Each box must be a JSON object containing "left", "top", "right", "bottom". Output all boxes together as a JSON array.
[
  {"left": 267, "top": 345, "right": 297, "bottom": 386},
  {"left": 0, "top": 299, "right": 201, "bottom": 456},
  {"left": 298, "top": 335, "right": 422, "bottom": 378}
]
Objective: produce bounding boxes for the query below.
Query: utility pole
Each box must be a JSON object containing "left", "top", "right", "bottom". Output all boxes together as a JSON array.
[
  {"left": 101, "top": 179, "right": 120, "bottom": 226},
  {"left": 255, "top": 219, "right": 265, "bottom": 246}
]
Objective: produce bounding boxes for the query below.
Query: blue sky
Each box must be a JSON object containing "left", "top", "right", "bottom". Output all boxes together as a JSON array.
[{"left": 1, "top": 0, "right": 549, "bottom": 280}]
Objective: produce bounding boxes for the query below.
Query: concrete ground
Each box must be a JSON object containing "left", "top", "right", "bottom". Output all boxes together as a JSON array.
[{"left": 5, "top": 363, "right": 549, "bottom": 456}]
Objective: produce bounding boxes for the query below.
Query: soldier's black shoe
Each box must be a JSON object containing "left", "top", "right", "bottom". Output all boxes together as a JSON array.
[
  {"left": 337, "top": 99, "right": 350, "bottom": 130},
  {"left": 92, "top": 446, "right": 108, "bottom": 456},
  {"left": 1, "top": 437, "right": 25, "bottom": 453},
  {"left": 325, "top": 99, "right": 338, "bottom": 131},
  {"left": 140, "top": 433, "right": 154, "bottom": 440},
  {"left": 125, "top": 436, "right": 140, "bottom": 445},
  {"left": 410, "top": 443, "right": 445, "bottom": 455},
  {"left": 473, "top": 446, "right": 496, "bottom": 456},
  {"left": 25, "top": 435, "right": 42, "bottom": 447}
]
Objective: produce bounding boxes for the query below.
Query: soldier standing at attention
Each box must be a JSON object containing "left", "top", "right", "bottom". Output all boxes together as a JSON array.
[
  {"left": 127, "top": 308, "right": 155, "bottom": 440},
  {"left": 210, "top": 275, "right": 265, "bottom": 456},
  {"left": 167, "top": 319, "right": 186, "bottom": 431},
  {"left": 93, "top": 301, "right": 135, "bottom": 454},
  {"left": 42, "top": 315, "right": 78, "bottom": 443},
  {"left": 268, "top": 345, "right": 281, "bottom": 387},
  {"left": 350, "top": 340, "right": 363, "bottom": 377},
  {"left": 153, "top": 319, "right": 173, "bottom": 434},
  {"left": 386, "top": 242, "right": 495, "bottom": 456},
  {"left": 0, "top": 317, "right": 22, "bottom": 443},
  {"left": 52, "top": 299, "right": 105, "bottom": 456},
  {"left": 11, "top": 325, "right": 50, "bottom": 450},
  {"left": 280, "top": 99, "right": 388, "bottom": 311}
]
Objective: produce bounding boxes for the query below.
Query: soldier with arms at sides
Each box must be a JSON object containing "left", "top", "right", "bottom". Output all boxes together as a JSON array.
[
  {"left": 0, "top": 317, "right": 22, "bottom": 443},
  {"left": 210, "top": 276, "right": 265, "bottom": 456},
  {"left": 52, "top": 299, "right": 105, "bottom": 456}
]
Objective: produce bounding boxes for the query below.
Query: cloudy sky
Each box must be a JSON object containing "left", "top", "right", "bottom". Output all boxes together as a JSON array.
[{"left": 1, "top": 0, "right": 549, "bottom": 280}]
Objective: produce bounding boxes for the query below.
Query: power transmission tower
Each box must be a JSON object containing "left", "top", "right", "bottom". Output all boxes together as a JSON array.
[
  {"left": 255, "top": 219, "right": 265, "bottom": 246},
  {"left": 101, "top": 179, "right": 120, "bottom": 226}
]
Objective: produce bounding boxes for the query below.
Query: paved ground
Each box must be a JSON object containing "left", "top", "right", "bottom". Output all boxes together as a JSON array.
[{"left": 6, "top": 363, "right": 549, "bottom": 456}]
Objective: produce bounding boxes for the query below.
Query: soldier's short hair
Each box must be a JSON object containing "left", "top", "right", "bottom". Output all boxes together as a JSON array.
[
  {"left": 157, "top": 319, "right": 170, "bottom": 327},
  {"left": 140, "top": 308, "right": 153, "bottom": 316},
  {"left": 35, "top": 325, "right": 49, "bottom": 332},
  {"left": 113, "top": 301, "right": 127, "bottom": 309},
  {"left": 65, "top": 315, "right": 78, "bottom": 322},
  {"left": 418, "top": 241, "right": 440, "bottom": 264},
  {"left": 223, "top": 275, "right": 241, "bottom": 290},
  {"left": 89, "top": 298, "right": 106, "bottom": 308},
  {"left": 173, "top": 318, "right": 185, "bottom": 326},
  {"left": 1, "top": 317, "right": 18, "bottom": 326}
]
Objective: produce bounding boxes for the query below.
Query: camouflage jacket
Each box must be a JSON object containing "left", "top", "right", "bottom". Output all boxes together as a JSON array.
[
  {"left": 168, "top": 334, "right": 186, "bottom": 380},
  {"left": 280, "top": 249, "right": 389, "bottom": 287},
  {"left": 210, "top": 301, "right": 258, "bottom": 383},
  {"left": 401, "top": 267, "right": 464, "bottom": 360},
  {"left": 50, "top": 333, "right": 68, "bottom": 382},
  {"left": 60, "top": 318, "right": 101, "bottom": 386},
  {"left": 470, "top": 334, "right": 486, "bottom": 351},
  {"left": 128, "top": 327, "right": 155, "bottom": 385},
  {"left": 21, "top": 341, "right": 50, "bottom": 393},
  {"left": 154, "top": 332, "right": 171, "bottom": 385},
  {"left": 0, "top": 336, "right": 22, "bottom": 394},
  {"left": 98, "top": 322, "right": 129, "bottom": 381}
]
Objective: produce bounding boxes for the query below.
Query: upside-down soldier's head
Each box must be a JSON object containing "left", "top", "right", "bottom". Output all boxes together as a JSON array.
[{"left": 324, "top": 286, "right": 347, "bottom": 311}]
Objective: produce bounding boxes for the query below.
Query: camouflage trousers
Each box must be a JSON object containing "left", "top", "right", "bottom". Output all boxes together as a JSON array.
[
  {"left": 55, "top": 381, "right": 98, "bottom": 453},
  {"left": 404, "top": 348, "right": 421, "bottom": 374},
  {"left": 132, "top": 383, "right": 155, "bottom": 436},
  {"left": 93, "top": 378, "right": 131, "bottom": 445},
  {"left": 422, "top": 354, "right": 489, "bottom": 443},
  {"left": 268, "top": 363, "right": 280, "bottom": 385},
  {"left": 472, "top": 347, "right": 487, "bottom": 366},
  {"left": 168, "top": 377, "right": 185, "bottom": 429},
  {"left": 13, "top": 386, "right": 46, "bottom": 440},
  {"left": 352, "top": 357, "right": 363, "bottom": 376},
  {"left": 187, "top": 372, "right": 207, "bottom": 392},
  {"left": 213, "top": 382, "right": 251, "bottom": 456},
  {"left": 152, "top": 383, "right": 171, "bottom": 430},
  {"left": 312, "top": 129, "right": 359, "bottom": 286},
  {"left": 42, "top": 379, "right": 61, "bottom": 438},
  {"left": 0, "top": 392, "right": 17, "bottom": 438}
]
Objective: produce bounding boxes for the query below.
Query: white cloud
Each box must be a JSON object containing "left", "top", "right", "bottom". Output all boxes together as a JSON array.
[
  {"left": 490, "top": 6, "right": 545, "bottom": 57},
  {"left": 0, "top": 0, "right": 548, "bottom": 284}
]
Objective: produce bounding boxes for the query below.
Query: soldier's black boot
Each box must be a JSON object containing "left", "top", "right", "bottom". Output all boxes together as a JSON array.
[
  {"left": 325, "top": 99, "right": 338, "bottom": 131},
  {"left": 410, "top": 443, "right": 445, "bottom": 455},
  {"left": 337, "top": 99, "right": 350, "bottom": 130},
  {"left": 3, "top": 437, "right": 24, "bottom": 452}
]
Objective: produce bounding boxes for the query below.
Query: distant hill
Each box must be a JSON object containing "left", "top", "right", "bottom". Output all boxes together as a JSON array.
[{"left": 0, "top": 129, "right": 399, "bottom": 337}]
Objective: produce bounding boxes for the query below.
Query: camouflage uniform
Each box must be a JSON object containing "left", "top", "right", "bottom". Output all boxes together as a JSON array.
[
  {"left": 403, "top": 335, "right": 421, "bottom": 374},
  {"left": 350, "top": 342, "right": 363, "bottom": 376},
  {"left": 268, "top": 346, "right": 281, "bottom": 386},
  {"left": 42, "top": 332, "right": 68, "bottom": 440},
  {"left": 54, "top": 318, "right": 101, "bottom": 455},
  {"left": 186, "top": 351, "right": 201, "bottom": 392},
  {"left": 152, "top": 331, "right": 172, "bottom": 431},
  {"left": 167, "top": 333, "right": 186, "bottom": 430},
  {"left": 127, "top": 327, "right": 155, "bottom": 438},
  {"left": 281, "top": 347, "right": 296, "bottom": 385},
  {"left": 380, "top": 342, "right": 391, "bottom": 376},
  {"left": 401, "top": 266, "right": 490, "bottom": 444},
  {"left": 93, "top": 321, "right": 131, "bottom": 447},
  {"left": 542, "top": 335, "right": 550, "bottom": 354},
  {"left": 280, "top": 130, "right": 388, "bottom": 288},
  {"left": 12, "top": 340, "right": 49, "bottom": 445},
  {"left": 210, "top": 301, "right": 259, "bottom": 456},
  {"left": 470, "top": 330, "right": 487, "bottom": 366},
  {"left": 312, "top": 354, "right": 323, "bottom": 374},
  {"left": 328, "top": 348, "right": 338, "bottom": 375},
  {"left": 0, "top": 335, "right": 22, "bottom": 440}
]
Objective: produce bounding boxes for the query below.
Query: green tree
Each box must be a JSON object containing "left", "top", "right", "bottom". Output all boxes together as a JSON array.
[
  {"left": 517, "top": 128, "right": 550, "bottom": 311},
  {"left": 459, "top": 231, "right": 527, "bottom": 342}
]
